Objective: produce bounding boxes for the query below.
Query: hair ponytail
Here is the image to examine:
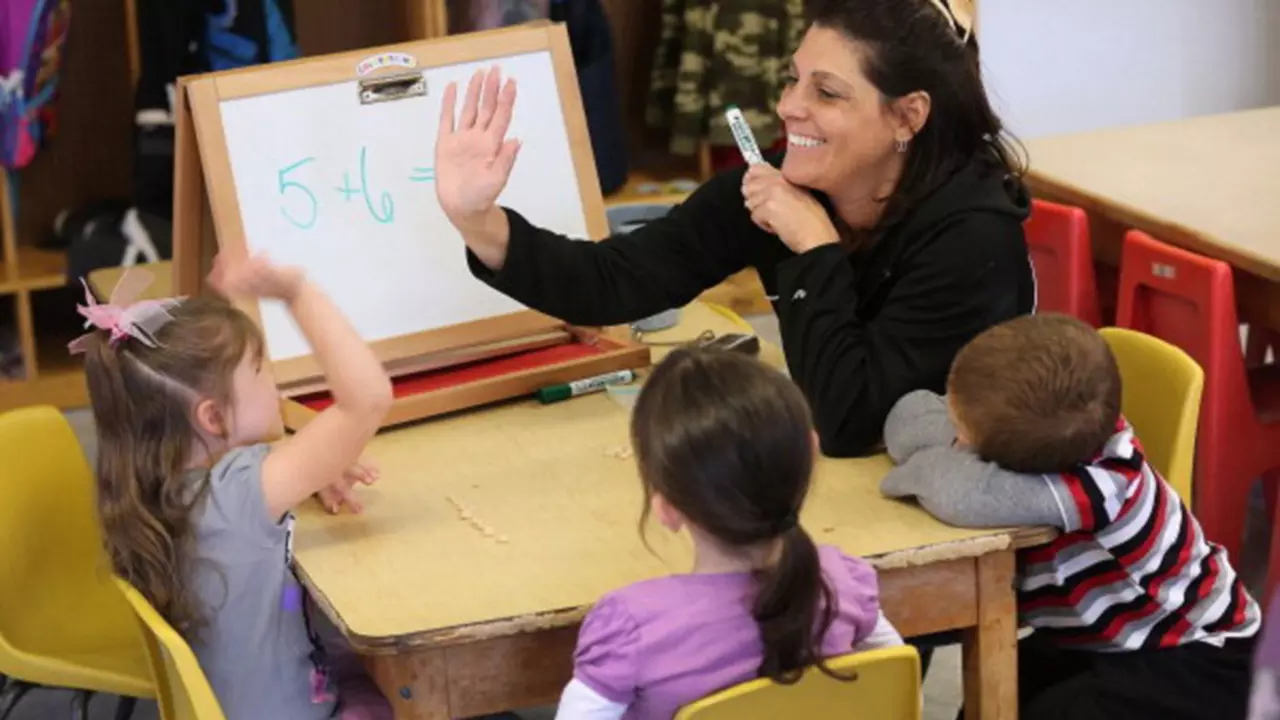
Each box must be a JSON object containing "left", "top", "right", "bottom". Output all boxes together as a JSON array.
[
  {"left": 631, "top": 348, "right": 855, "bottom": 686},
  {"left": 753, "top": 525, "right": 843, "bottom": 684},
  {"left": 83, "top": 296, "right": 262, "bottom": 635}
]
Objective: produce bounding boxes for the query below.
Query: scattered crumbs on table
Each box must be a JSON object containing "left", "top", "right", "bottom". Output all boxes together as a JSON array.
[
  {"left": 822, "top": 526, "right": 835, "bottom": 533},
  {"left": 605, "top": 444, "right": 634, "bottom": 460}
]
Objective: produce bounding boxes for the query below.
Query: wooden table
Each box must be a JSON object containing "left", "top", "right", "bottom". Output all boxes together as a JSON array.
[
  {"left": 294, "top": 302, "right": 1052, "bottom": 720},
  {"left": 1024, "top": 106, "right": 1280, "bottom": 328}
]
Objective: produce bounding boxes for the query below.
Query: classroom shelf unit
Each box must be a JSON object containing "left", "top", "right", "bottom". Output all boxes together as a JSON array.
[{"left": 0, "top": 0, "right": 768, "bottom": 413}]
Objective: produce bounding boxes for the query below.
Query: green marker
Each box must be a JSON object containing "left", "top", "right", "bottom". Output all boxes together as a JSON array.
[{"left": 536, "top": 369, "right": 636, "bottom": 404}]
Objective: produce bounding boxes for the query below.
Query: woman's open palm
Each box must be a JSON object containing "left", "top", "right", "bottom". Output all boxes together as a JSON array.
[{"left": 435, "top": 67, "right": 522, "bottom": 224}]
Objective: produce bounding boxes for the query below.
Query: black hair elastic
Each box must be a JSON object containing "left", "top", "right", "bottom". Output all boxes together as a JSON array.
[{"left": 776, "top": 510, "right": 800, "bottom": 534}]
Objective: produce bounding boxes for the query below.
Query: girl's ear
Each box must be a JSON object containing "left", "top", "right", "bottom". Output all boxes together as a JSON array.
[
  {"left": 194, "top": 398, "right": 228, "bottom": 439},
  {"left": 651, "top": 492, "right": 686, "bottom": 534}
]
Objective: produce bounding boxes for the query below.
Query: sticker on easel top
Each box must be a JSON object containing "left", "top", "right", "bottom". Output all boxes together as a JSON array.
[{"left": 357, "top": 52, "right": 417, "bottom": 76}]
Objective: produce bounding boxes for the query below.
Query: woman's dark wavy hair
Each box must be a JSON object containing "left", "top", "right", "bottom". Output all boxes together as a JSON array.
[{"left": 806, "top": 0, "right": 1026, "bottom": 232}]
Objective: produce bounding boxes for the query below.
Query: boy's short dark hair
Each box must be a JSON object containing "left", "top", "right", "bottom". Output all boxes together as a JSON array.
[{"left": 948, "top": 313, "right": 1122, "bottom": 474}]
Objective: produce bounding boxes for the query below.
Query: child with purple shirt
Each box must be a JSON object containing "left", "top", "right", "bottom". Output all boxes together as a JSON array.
[{"left": 554, "top": 348, "right": 903, "bottom": 720}]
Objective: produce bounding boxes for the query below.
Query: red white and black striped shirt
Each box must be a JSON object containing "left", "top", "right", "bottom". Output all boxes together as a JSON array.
[{"left": 1020, "top": 421, "right": 1260, "bottom": 651}]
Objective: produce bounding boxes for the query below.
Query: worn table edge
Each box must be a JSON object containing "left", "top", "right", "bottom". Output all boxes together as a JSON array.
[{"left": 303, "top": 525, "right": 1056, "bottom": 655}]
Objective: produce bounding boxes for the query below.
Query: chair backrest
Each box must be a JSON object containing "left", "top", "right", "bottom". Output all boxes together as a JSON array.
[
  {"left": 674, "top": 646, "right": 921, "bottom": 720},
  {"left": 1024, "top": 199, "right": 1101, "bottom": 326},
  {"left": 0, "top": 406, "right": 140, "bottom": 672},
  {"left": 1099, "top": 327, "right": 1204, "bottom": 501},
  {"left": 1114, "top": 230, "right": 1249, "bottom": 463},
  {"left": 114, "top": 579, "right": 225, "bottom": 720}
]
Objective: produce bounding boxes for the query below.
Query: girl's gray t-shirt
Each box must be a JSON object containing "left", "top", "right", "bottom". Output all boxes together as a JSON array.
[{"left": 185, "top": 443, "right": 336, "bottom": 719}]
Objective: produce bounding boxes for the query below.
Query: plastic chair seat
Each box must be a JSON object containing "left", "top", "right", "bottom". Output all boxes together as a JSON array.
[
  {"left": 1024, "top": 199, "right": 1102, "bottom": 327},
  {"left": 6, "top": 644, "right": 153, "bottom": 698},
  {"left": 674, "top": 646, "right": 921, "bottom": 720},
  {"left": 1114, "top": 231, "right": 1280, "bottom": 563},
  {"left": 116, "top": 578, "right": 227, "bottom": 719},
  {"left": 1098, "top": 327, "right": 1203, "bottom": 502},
  {"left": 0, "top": 406, "right": 155, "bottom": 701}
]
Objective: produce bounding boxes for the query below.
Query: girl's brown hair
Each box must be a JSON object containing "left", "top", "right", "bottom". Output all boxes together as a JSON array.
[
  {"left": 84, "top": 295, "right": 263, "bottom": 634},
  {"left": 631, "top": 347, "right": 841, "bottom": 684}
]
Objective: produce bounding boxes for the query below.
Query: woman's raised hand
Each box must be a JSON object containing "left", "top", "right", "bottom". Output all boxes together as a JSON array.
[{"left": 435, "top": 66, "right": 522, "bottom": 227}]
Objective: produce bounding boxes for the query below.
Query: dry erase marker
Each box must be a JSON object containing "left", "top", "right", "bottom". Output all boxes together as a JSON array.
[
  {"left": 725, "top": 105, "right": 764, "bottom": 165},
  {"left": 536, "top": 369, "right": 636, "bottom": 404}
]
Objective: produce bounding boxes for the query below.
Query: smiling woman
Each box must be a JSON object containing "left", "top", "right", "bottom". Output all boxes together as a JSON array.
[{"left": 431, "top": 0, "right": 1034, "bottom": 458}]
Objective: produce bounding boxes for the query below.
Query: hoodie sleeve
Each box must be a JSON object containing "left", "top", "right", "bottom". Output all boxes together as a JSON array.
[
  {"left": 467, "top": 169, "right": 756, "bottom": 326},
  {"left": 775, "top": 214, "right": 1030, "bottom": 457}
]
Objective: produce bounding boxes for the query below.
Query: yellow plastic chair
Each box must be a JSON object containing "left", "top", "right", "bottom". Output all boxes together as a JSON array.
[
  {"left": 1100, "top": 327, "right": 1205, "bottom": 501},
  {"left": 0, "top": 406, "right": 153, "bottom": 718},
  {"left": 114, "top": 579, "right": 225, "bottom": 720},
  {"left": 674, "top": 646, "right": 921, "bottom": 720}
]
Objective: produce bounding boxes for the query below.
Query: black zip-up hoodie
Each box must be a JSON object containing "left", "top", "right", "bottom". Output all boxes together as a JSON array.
[{"left": 467, "top": 155, "right": 1034, "bottom": 457}]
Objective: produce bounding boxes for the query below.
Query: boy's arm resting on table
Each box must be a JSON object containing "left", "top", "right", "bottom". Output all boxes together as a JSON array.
[
  {"left": 882, "top": 390, "right": 955, "bottom": 464},
  {"left": 880, "top": 446, "right": 1071, "bottom": 529}
]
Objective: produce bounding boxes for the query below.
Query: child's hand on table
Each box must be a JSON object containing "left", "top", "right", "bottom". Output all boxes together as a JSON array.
[{"left": 316, "top": 460, "right": 380, "bottom": 514}]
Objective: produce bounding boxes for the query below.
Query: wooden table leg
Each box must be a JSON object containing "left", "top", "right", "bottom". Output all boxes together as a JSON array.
[
  {"left": 367, "top": 651, "right": 450, "bottom": 720},
  {"left": 963, "top": 550, "right": 1018, "bottom": 720}
]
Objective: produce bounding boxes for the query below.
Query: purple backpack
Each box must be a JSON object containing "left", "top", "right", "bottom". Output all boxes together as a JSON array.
[{"left": 0, "top": 0, "right": 71, "bottom": 170}]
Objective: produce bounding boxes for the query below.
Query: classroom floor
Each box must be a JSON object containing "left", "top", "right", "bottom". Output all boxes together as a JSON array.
[{"left": 11, "top": 314, "right": 1265, "bottom": 720}]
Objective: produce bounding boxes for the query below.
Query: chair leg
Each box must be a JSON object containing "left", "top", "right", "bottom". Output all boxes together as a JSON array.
[
  {"left": 71, "top": 690, "right": 93, "bottom": 720},
  {"left": 114, "top": 695, "right": 137, "bottom": 720},
  {"left": 0, "top": 680, "right": 34, "bottom": 720}
]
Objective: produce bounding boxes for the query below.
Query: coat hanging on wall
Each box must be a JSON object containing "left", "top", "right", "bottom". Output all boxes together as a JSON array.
[{"left": 646, "top": 0, "right": 804, "bottom": 157}]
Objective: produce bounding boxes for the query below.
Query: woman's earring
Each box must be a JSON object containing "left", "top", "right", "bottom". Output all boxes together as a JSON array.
[{"left": 895, "top": 138, "right": 910, "bottom": 153}]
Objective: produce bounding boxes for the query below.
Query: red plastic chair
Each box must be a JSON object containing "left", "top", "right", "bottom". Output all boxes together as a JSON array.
[
  {"left": 1115, "top": 230, "right": 1280, "bottom": 563},
  {"left": 1024, "top": 199, "right": 1102, "bottom": 327}
]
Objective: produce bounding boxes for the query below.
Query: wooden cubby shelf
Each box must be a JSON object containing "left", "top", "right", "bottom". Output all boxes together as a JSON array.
[
  {"left": 0, "top": 0, "right": 745, "bottom": 414},
  {"left": 0, "top": 246, "right": 67, "bottom": 294}
]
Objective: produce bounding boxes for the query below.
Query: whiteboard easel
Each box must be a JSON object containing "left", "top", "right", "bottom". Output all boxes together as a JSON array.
[{"left": 172, "top": 23, "right": 648, "bottom": 429}]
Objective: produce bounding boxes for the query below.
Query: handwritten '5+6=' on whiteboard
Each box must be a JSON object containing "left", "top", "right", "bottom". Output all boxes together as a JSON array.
[{"left": 218, "top": 51, "right": 589, "bottom": 363}]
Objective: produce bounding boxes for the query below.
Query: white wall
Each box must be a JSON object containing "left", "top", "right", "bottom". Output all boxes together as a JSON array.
[{"left": 978, "top": 0, "right": 1280, "bottom": 138}]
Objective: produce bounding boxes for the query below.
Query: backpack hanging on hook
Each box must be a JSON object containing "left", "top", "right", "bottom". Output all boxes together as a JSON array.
[{"left": 0, "top": 0, "right": 71, "bottom": 170}]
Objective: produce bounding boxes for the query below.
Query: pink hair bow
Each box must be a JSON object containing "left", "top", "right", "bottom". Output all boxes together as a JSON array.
[{"left": 67, "top": 268, "right": 184, "bottom": 355}]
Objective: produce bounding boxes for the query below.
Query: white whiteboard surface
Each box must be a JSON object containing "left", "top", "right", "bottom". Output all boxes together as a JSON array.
[{"left": 219, "top": 50, "right": 588, "bottom": 363}]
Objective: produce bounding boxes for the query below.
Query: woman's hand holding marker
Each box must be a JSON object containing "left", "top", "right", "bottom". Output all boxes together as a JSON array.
[{"left": 728, "top": 106, "right": 839, "bottom": 254}]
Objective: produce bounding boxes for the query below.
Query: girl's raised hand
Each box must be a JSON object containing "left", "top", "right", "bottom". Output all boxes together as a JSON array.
[
  {"left": 209, "top": 252, "right": 305, "bottom": 303},
  {"left": 435, "top": 66, "right": 522, "bottom": 227}
]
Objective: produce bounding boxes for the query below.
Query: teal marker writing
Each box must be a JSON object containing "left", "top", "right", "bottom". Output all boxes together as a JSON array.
[
  {"left": 725, "top": 105, "right": 764, "bottom": 165},
  {"left": 536, "top": 369, "right": 636, "bottom": 404}
]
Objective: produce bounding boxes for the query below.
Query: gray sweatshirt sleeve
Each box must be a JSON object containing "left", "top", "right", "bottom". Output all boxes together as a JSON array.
[
  {"left": 883, "top": 389, "right": 957, "bottom": 464},
  {"left": 880, "top": 446, "right": 1074, "bottom": 529}
]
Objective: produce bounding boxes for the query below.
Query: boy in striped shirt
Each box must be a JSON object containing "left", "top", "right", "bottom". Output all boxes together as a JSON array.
[{"left": 882, "top": 313, "right": 1259, "bottom": 720}]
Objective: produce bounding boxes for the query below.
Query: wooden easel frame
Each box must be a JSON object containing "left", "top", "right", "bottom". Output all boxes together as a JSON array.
[
  {"left": 172, "top": 23, "right": 648, "bottom": 428},
  {"left": 174, "top": 24, "right": 613, "bottom": 386}
]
